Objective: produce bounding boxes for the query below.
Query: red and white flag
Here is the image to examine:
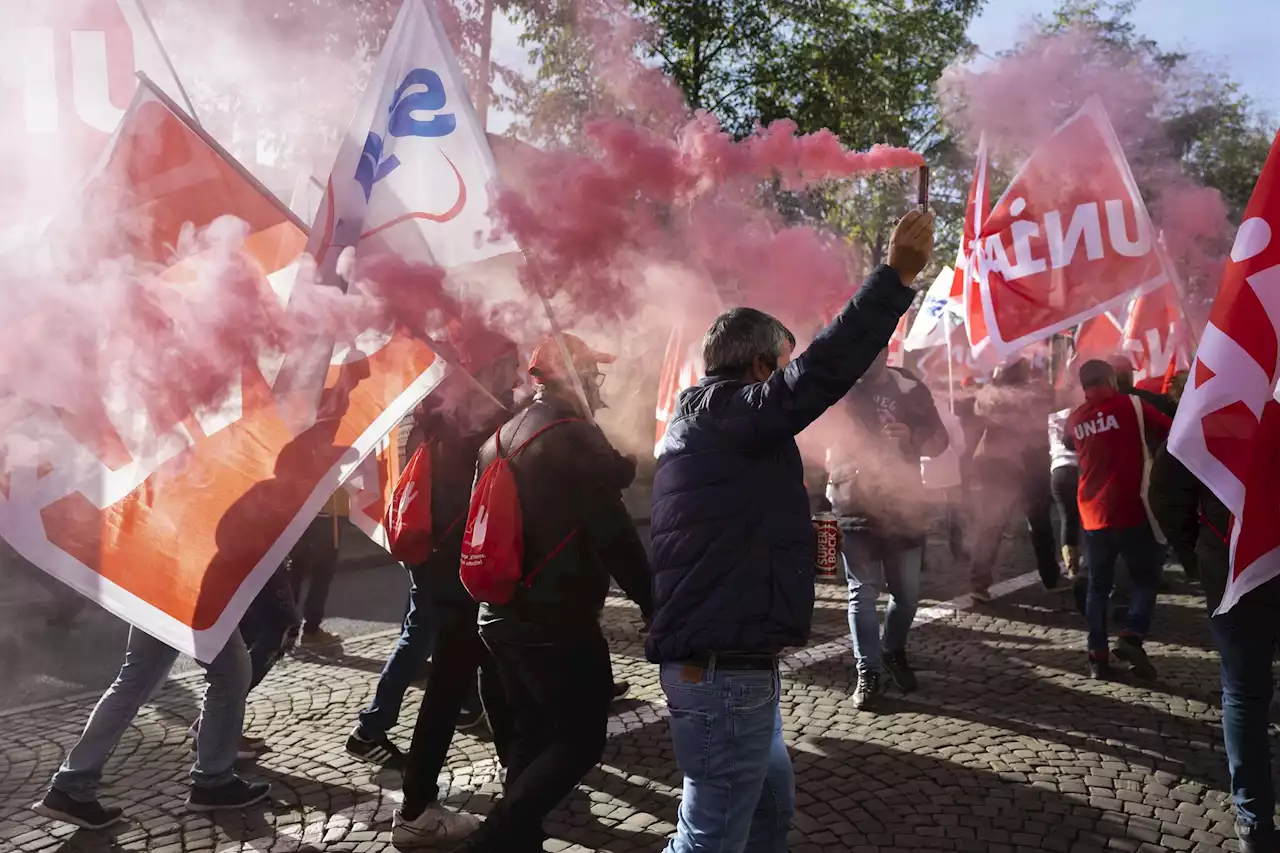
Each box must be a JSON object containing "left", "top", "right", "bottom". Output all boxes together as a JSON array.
[
  {"left": 0, "top": 0, "right": 186, "bottom": 251},
  {"left": 1168, "top": 132, "right": 1280, "bottom": 615},
  {"left": 654, "top": 325, "right": 704, "bottom": 458},
  {"left": 954, "top": 135, "right": 991, "bottom": 352},
  {"left": 886, "top": 312, "right": 909, "bottom": 368},
  {"left": 0, "top": 80, "right": 449, "bottom": 661},
  {"left": 1121, "top": 285, "right": 1190, "bottom": 380},
  {"left": 972, "top": 98, "right": 1173, "bottom": 362}
]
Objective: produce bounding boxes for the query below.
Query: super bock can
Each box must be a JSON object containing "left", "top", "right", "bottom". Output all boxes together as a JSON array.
[{"left": 813, "top": 512, "right": 839, "bottom": 578}]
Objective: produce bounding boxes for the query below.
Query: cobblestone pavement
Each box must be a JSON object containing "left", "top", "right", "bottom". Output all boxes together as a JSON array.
[{"left": 3, "top": 533, "right": 1278, "bottom": 853}]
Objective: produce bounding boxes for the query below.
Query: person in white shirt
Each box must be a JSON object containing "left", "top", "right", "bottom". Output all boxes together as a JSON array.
[{"left": 1048, "top": 407, "right": 1081, "bottom": 578}]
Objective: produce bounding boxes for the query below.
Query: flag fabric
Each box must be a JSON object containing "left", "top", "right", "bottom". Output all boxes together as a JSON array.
[
  {"left": 1121, "top": 285, "right": 1190, "bottom": 380},
  {"left": 904, "top": 267, "right": 957, "bottom": 352},
  {"left": 0, "top": 79, "right": 448, "bottom": 662},
  {"left": 972, "top": 97, "right": 1172, "bottom": 362},
  {"left": 886, "top": 312, "right": 909, "bottom": 368},
  {"left": 1168, "top": 132, "right": 1280, "bottom": 615},
  {"left": 0, "top": 0, "right": 186, "bottom": 251},
  {"left": 315, "top": 0, "right": 522, "bottom": 553},
  {"left": 954, "top": 135, "right": 990, "bottom": 351},
  {"left": 654, "top": 325, "right": 704, "bottom": 458}
]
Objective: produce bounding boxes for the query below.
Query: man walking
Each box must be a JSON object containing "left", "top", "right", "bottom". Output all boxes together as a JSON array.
[
  {"left": 828, "top": 352, "right": 948, "bottom": 709},
  {"left": 1066, "top": 359, "right": 1171, "bottom": 680},
  {"left": 456, "top": 334, "right": 650, "bottom": 853},
  {"left": 647, "top": 209, "right": 933, "bottom": 852}
]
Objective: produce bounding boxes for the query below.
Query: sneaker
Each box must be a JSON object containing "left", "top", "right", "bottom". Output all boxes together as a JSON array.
[
  {"left": 970, "top": 587, "right": 992, "bottom": 604},
  {"left": 612, "top": 681, "right": 631, "bottom": 701},
  {"left": 299, "top": 627, "right": 342, "bottom": 648},
  {"left": 240, "top": 734, "right": 270, "bottom": 754},
  {"left": 1112, "top": 635, "right": 1157, "bottom": 680},
  {"left": 391, "top": 803, "right": 481, "bottom": 846},
  {"left": 852, "top": 668, "right": 883, "bottom": 711},
  {"left": 883, "top": 650, "right": 918, "bottom": 693},
  {"left": 1238, "top": 821, "right": 1278, "bottom": 853},
  {"left": 185, "top": 778, "right": 271, "bottom": 812},
  {"left": 1087, "top": 655, "right": 1114, "bottom": 680},
  {"left": 31, "top": 788, "right": 124, "bottom": 829},
  {"left": 345, "top": 729, "right": 405, "bottom": 770}
]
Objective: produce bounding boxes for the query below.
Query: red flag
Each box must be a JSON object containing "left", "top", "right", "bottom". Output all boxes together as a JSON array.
[
  {"left": 952, "top": 136, "right": 990, "bottom": 351},
  {"left": 886, "top": 312, "right": 909, "bottom": 367},
  {"left": 1168, "top": 131, "right": 1280, "bottom": 614},
  {"left": 1122, "top": 285, "right": 1190, "bottom": 380},
  {"left": 654, "top": 325, "right": 705, "bottom": 458},
  {"left": 974, "top": 98, "right": 1171, "bottom": 361}
]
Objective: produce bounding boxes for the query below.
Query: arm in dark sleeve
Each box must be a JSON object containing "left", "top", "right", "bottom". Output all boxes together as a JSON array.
[
  {"left": 1141, "top": 400, "right": 1174, "bottom": 444},
  {"left": 1148, "top": 444, "right": 1200, "bottom": 578},
  {"left": 910, "top": 384, "right": 949, "bottom": 459},
  {"left": 735, "top": 265, "right": 915, "bottom": 443},
  {"left": 598, "top": 518, "right": 653, "bottom": 619}
]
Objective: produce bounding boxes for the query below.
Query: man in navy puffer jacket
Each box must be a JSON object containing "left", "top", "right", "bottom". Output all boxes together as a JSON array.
[{"left": 647, "top": 209, "right": 934, "bottom": 853}]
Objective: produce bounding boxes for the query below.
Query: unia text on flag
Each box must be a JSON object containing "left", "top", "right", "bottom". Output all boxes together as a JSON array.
[
  {"left": 972, "top": 97, "right": 1172, "bottom": 362},
  {"left": 0, "top": 0, "right": 187, "bottom": 252},
  {"left": 0, "top": 78, "right": 448, "bottom": 662},
  {"left": 1168, "top": 132, "right": 1280, "bottom": 615},
  {"left": 1121, "top": 284, "right": 1191, "bottom": 381},
  {"left": 654, "top": 325, "right": 705, "bottom": 458}
]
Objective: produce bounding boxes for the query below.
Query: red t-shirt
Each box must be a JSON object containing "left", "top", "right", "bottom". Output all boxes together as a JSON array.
[{"left": 1067, "top": 389, "right": 1173, "bottom": 531}]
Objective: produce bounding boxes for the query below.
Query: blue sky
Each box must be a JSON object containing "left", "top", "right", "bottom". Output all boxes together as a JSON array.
[{"left": 968, "top": 0, "right": 1279, "bottom": 116}]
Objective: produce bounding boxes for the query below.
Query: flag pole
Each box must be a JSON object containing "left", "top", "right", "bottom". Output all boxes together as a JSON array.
[
  {"left": 131, "top": 0, "right": 201, "bottom": 125},
  {"left": 944, "top": 314, "right": 956, "bottom": 414},
  {"left": 477, "top": 0, "right": 496, "bottom": 131}
]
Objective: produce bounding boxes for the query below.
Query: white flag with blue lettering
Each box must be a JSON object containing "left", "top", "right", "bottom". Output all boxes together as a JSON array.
[
  {"left": 904, "top": 266, "right": 957, "bottom": 352},
  {"left": 308, "top": 0, "right": 519, "bottom": 271}
]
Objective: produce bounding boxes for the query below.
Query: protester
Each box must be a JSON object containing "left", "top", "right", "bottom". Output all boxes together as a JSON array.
[
  {"left": 1065, "top": 359, "right": 1171, "bottom": 680},
  {"left": 31, "top": 629, "right": 268, "bottom": 828},
  {"left": 967, "top": 358, "right": 1061, "bottom": 601},
  {"left": 453, "top": 334, "right": 650, "bottom": 853},
  {"left": 1108, "top": 354, "right": 1177, "bottom": 419},
  {"left": 647, "top": 209, "right": 933, "bottom": 852},
  {"left": 1150, "top": 445, "right": 1278, "bottom": 853},
  {"left": 1048, "top": 405, "right": 1082, "bottom": 579},
  {"left": 386, "top": 333, "right": 524, "bottom": 845},
  {"left": 827, "top": 353, "right": 948, "bottom": 709},
  {"left": 289, "top": 500, "right": 343, "bottom": 648}
]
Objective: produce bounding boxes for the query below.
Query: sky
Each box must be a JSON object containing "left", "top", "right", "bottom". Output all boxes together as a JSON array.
[{"left": 967, "top": 0, "right": 1280, "bottom": 115}]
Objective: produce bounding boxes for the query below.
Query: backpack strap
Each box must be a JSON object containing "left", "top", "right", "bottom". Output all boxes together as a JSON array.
[{"left": 495, "top": 417, "right": 583, "bottom": 460}]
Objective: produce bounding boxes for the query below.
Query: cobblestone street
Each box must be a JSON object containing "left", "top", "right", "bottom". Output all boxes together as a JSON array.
[{"left": 2, "top": 534, "right": 1277, "bottom": 853}]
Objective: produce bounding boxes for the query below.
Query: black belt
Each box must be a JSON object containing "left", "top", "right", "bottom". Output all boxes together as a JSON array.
[{"left": 685, "top": 651, "right": 778, "bottom": 671}]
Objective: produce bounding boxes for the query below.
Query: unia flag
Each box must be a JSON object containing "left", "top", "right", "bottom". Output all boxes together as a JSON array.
[
  {"left": 654, "top": 325, "right": 705, "bottom": 458},
  {"left": 972, "top": 97, "right": 1174, "bottom": 362},
  {"left": 0, "top": 0, "right": 185, "bottom": 251},
  {"left": 953, "top": 135, "right": 991, "bottom": 352},
  {"left": 1168, "top": 132, "right": 1280, "bottom": 615},
  {"left": 0, "top": 79, "right": 448, "bottom": 662},
  {"left": 1121, "top": 284, "right": 1190, "bottom": 380},
  {"left": 886, "top": 312, "right": 909, "bottom": 368},
  {"left": 905, "top": 266, "right": 957, "bottom": 352},
  {"left": 307, "top": 0, "right": 521, "bottom": 551}
]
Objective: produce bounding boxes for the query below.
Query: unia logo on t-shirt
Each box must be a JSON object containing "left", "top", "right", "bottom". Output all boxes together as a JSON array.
[{"left": 1073, "top": 411, "right": 1121, "bottom": 441}]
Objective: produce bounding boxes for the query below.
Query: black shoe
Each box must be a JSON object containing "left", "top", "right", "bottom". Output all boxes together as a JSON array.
[
  {"left": 1112, "top": 635, "right": 1157, "bottom": 680},
  {"left": 612, "top": 681, "right": 630, "bottom": 701},
  {"left": 883, "top": 650, "right": 918, "bottom": 693},
  {"left": 1238, "top": 821, "right": 1279, "bottom": 853},
  {"left": 185, "top": 778, "right": 270, "bottom": 812},
  {"left": 1087, "top": 655, "right": 1114, "bottom": 680},
  {"left": 31, "top": 788, "right": 124, "bottom": 829},
  {"left": 346, "top": 730, "right": 405, "bottom": 770},
  {"left": 457, "top": 706, "right": 487, "bottom": 731},
  {"left": 853, "top": 668, "right": 883, "bottom": 711}
]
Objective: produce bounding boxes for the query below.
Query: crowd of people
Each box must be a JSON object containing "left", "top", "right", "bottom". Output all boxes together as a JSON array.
[{"left": 20, "top": 206, "right": 1278, "bottom": 853}]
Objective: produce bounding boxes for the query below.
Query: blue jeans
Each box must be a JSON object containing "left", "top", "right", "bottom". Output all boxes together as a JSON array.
[
  {"left": 1208, "top": 578, "right": 1280, "bottom": 832},
  {"left": 51, "top": 627, "right": 251, "bottom": 801},
  {"left": 661, "top": 659, "right": 794, "bottom": 853},
  {"left": 843, "top": 531, "right": 923, "bottom": 671},
  {"left": 1082, "top": 525, "right": 1163, "bottom": 653},
  {"left": 241, "top": 567, "right": 301, "bottom": 691},
  {"left": 356, "top": 566, "right": 437, "bottom": 738}
]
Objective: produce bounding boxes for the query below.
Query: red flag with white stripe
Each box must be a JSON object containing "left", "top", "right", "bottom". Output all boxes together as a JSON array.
[
  {"left": 1168, "top": 131, "right": 1280, "bottom": 614},
  {"left": 654, "top": 325, "right": 704, "bottom": 458}
]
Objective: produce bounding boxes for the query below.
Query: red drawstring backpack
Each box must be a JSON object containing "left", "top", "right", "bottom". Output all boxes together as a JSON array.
[
  {"left": 460, "top": 419, "right": 581, "bottom": 604},
  {"left": 384, "top": 444, "right": 436, "bottom": 564}
]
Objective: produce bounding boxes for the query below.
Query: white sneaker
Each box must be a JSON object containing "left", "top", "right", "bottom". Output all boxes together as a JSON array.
[{"left": 391, "top": 804, "right": 481, "bottom": 846}]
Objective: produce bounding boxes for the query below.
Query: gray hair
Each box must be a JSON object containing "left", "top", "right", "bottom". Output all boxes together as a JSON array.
[{"left": 702, "top": 308, "right": 796, "bottom": 378}]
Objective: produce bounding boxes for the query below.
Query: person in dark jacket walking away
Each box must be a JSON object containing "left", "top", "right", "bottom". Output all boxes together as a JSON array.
[
  {"left": 454, "top": 334, "right": 650, "bottom": 853},
  {"left": 1150, "top": 445, "right": 1280, "bottom": 853},
  {"left": 647, "top": 209, "right": 933, "bottom": 853},
  {"left": 389, "top": 333, "right": 523, "bottom": 846},
  {"left": 827, "top": 353, "right": 948, "bottom": 710},
  {"left": 1065, "top": 360, "right": 1171, "bottom": 681}
]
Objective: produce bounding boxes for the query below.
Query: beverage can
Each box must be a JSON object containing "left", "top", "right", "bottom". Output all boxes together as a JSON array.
[{"left": 813, "top": 512, "right": 839, "bottom": 577}]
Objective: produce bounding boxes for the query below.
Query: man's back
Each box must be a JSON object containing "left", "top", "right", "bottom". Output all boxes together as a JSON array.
[{"left": 1068, "top": 390, "right": 1170, "bottom": 531}]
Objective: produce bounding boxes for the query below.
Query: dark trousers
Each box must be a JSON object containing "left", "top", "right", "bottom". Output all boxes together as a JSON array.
[
  {"left": 1083, "top": 525, "right": 1163, "bottom": 653},
  {"left": 401, "top": 603, "right": 511, "bottom": 816},
  {"left": 357, "top": 566, "right": 437, "bottom": 738},
  {"left": 1050, "top": 465, "right": 1081, "bottom": 550},
  {"left": 1208, "top": 578, "right": 1280, "bottom": 833},
  {"left": 288, "top": 516, "right": 340, "bottom": 631},
  {"left": 474, "top": 625, "right": 612, "bottom": 849},
  {"left": 970, "top": 462, "right": 1060, "bottom": 589}
]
